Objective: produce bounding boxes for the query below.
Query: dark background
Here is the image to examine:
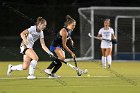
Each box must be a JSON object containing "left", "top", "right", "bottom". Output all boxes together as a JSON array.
[{"left": 0, "top": 0, "right": 140, "bottom": 61}]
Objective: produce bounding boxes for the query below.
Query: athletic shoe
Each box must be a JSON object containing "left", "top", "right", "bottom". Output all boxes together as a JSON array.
[
  {"left": 7, "top": 64, "right": 12, "bottom": 76},
  {"left": 108, "top": 64, "right": 111, "bottom": 69},
  {"left": 52, "top": 73, "right": 61, "bottom": 78},
  {"left": 48, "top": 73, "right": 61, "bottom": 78},
  {"left": 27, "top": 75, "right": 36, "bottom": 79},
  {"left": 103, "top": 66, "right": 106, "bottom": 69},
  {"left": 44, "top": 69, "right": 51, "bottom": 75}
]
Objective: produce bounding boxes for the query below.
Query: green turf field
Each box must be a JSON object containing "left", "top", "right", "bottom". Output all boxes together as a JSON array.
[{"left": 0, "top": 61, "right": 140, "bottom": 93}]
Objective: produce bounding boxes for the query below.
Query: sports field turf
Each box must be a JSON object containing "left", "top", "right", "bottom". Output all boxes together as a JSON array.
[{"left": 0, "top": 61, "right": 140, "bottom": 93}]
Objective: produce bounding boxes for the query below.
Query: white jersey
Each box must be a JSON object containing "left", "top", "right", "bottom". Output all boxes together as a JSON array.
[
  {"left": 98, "top": 27, "right": 114, "bottom": 48},
  {"left": 26, "top": 25, "right": 44, "bottom": 48}
]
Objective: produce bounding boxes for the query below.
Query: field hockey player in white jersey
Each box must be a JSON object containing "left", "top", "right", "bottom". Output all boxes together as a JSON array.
[
  {"left": 97, "top": 19, "right": 116, "bottom": 69},
  {"left": 7, "top": 17, "right": 54, "bottom": 79}
]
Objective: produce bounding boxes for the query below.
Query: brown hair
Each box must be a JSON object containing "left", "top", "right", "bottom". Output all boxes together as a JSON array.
[
  {"left": 64, "top": 15, "right": 76, "bottom": 26},
  {"left": 104, "top": 18, "right": 110, "bottom": 22},
  {"left": 36, "top": 17, "right": 46, "bottom": 25}
]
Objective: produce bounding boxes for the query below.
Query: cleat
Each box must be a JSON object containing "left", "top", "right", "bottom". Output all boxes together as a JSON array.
[
  {"left": 108, "top": 64, "right": 111, "bottom": 69},
  {"left": 48, "top": 73, "right": 61, "bottom": 78},
  {"left": 7, "top": 64, "right": 12, "bottom": 76},
  {"left": 27, "top": 75, "right": 36, "bottom": 79},
  {"left": 44, "top": 69, "right": 51, "bottom": 75},
  {"left": 48, "top": 76, "right": 57, "bottom": 79}
]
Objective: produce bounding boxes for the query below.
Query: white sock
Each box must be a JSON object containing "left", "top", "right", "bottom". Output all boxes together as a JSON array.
[
  {"left": 102, "top": 56, "right": 106, "bottom": 68},
  {"left": 11, "top": 64, "right": 23, "bottom": 70},
  {"left": 107, "top": 55, "right": 112, "bottom": 65},
  {"left": 29, "top": 60, "right": 37, "bottom": 75}
]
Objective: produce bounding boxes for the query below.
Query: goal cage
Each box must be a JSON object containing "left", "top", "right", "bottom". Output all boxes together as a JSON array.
[{"left": 78, "top": 7, "right": 140, "bottom": 60}]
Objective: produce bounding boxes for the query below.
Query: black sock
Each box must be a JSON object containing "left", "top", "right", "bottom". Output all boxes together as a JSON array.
[
  {"left": 47, "top": 61, "right": 57, "bottom": 69},
  {"left": 51, "top": 60, "right": 62, "bottom": 74}
]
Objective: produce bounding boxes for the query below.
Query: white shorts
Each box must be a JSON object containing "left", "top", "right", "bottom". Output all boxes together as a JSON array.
[{"left": 100, "top": 41, "right": 112, "bottom": 48}]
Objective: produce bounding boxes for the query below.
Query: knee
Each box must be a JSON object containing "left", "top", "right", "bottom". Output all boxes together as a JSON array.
[
  {"left": 102, "top": 53, "right": 106, "bottom": 57},
  {"left": 106, "top": 52, "right": 111, "bottom": 56},
  {"left": 102, "top": 55, "right": 106, "bottom": 57},
  {"left": 55, "top": 59, "right": 62, "bottom": 66},
  {"left": 107, "top": 54, "right": 111, "bottom": 57},
  {"left": 33, "top": 56, "right": 39, "bottom": 61},
  {"left": 102, "top": 54, "right": 106, "bottom": 57},
  {"left": 59, "top": 57, "right": 65, "bottom": 61}
]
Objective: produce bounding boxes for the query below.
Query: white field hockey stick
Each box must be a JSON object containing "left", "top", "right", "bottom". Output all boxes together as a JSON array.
[
  {"left": 66, "top": 62, "right": 88, "bottom": 75},
  {"left": 52, "top": 56, "right": 88, "bottom": 75},
  {"left": 88, "top": 33, "right": 111, "bottom": 42}
]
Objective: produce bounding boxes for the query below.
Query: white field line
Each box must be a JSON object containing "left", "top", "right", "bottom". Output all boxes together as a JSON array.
[{"left": 0, "top": 76, "right": 111, "bottom": 80}]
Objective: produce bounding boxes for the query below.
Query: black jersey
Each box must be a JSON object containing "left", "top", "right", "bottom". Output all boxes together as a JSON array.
[{"left": 51, "top": 27, "right": 72, "bottom": 47}]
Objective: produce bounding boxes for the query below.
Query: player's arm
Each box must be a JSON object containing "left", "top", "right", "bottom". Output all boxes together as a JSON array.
[
  {"left": 69, "top": 37, "right": 74, "bottom": 47},
  {"left": 97, "top": 33, "right": 101, "bottom": 37},
  {"left": 111, "top": 34, "right": 118, "bottom": 44},
  {"left": 111, "top": 29, "right": 117, "bottom": 40},
  {"left": 96, "top": 29, "right": 103, "bottom": 40},
  {"left": 96, "top": 33, "right": 102, "bottom": 40},
  {"left": 61, "top": 29, "right": 75, "bottom": 58},
  {"left": 68, "top": 31, "right": 74, "bottom": 46},
  {"left": 40, "top": 38, "right": 53, "bottom": 56},
  {"left": 111, "top": 29, "right": 118, "bottom": 44},
  {"left": 20, "top": 29, "right": 29, "bottom": 45},
  {"left": 112, "top": 34, "right": 116, "bottom": 39}
]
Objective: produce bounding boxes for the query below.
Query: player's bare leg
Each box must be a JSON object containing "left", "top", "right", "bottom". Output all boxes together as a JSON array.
[
  {"left": 101, "top": 48, "right": 107, "bottom": 69},
  {"left": 25, "top": 49, "right": 38, "bottom": 79},
  {"left": 106, "top": 48, "right": 112, "bottom": 68},
  {"left": 7, "top": 54, "right": 31, "bottom": 76}
]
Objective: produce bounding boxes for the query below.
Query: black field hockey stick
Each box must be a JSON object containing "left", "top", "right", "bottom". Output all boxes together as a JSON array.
[
  {"left": 73, "top": 57, "right": 81, "bottom": 76},
  {"left": 68, "top": 38, "right": 81, "bottom": 76}
]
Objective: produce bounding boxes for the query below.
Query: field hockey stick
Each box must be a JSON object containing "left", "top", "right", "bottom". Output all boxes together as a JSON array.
[
  {"left": 69, "top": 40, "right": 81, "bottom": 76},
  {"left": 88, "top": 33, "right": 118, "bottom": 44},
  {"left": 73, "top": 57, "right": 81, "bottom": 76},
  {"left": 51, "top": 56, "right": 88, "bottom": 75},
  {"left": 73, "top": 57, "right": 77, "bottom": 67},
  {"left": 88, "top": 33, "right": 111, "bottom": 42}
]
